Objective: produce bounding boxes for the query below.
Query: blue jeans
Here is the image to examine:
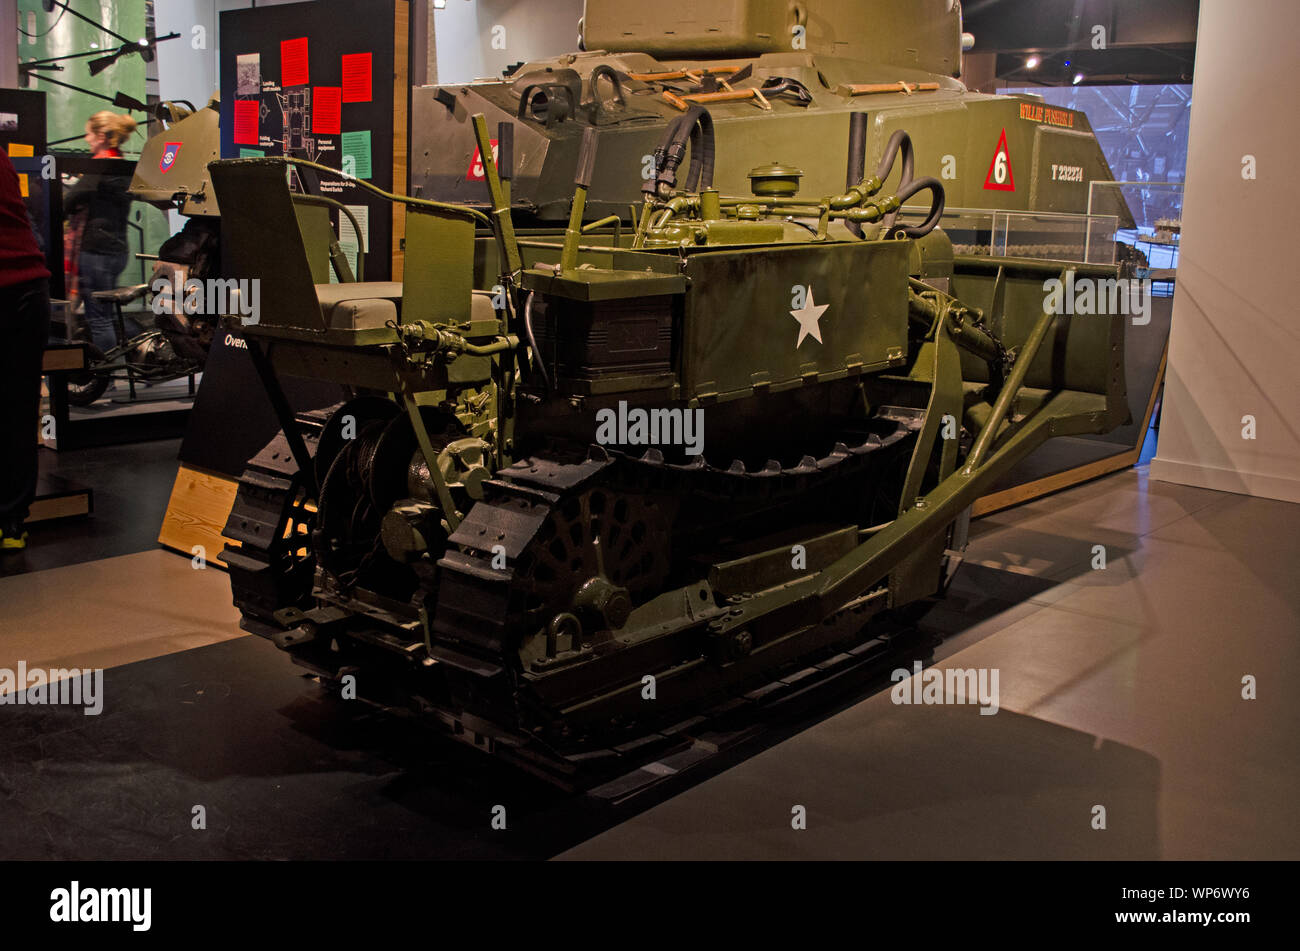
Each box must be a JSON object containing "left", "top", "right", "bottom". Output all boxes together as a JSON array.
[{"left": 79, "top": 251, "right": 128, "bottom": 353}]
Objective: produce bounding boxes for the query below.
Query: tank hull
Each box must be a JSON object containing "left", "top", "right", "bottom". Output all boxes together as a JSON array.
[{"left": 413, "top": 54, "right": 1129, "bottom": 232}]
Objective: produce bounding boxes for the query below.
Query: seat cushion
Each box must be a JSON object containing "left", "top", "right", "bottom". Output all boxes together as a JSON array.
[
  {"left": 91, "top": 284, "right": 150, "bottom": 304},
  {"left": 315, "top": 282, "right": 403, "bottom": 330}
]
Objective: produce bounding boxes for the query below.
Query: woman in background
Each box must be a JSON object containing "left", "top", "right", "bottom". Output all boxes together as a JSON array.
[
  {"left": 82, "top": 110, "right": 134, "bottom": 160},
  {"left": 64, "top": 111, "right": 136, "bottom": 354}
]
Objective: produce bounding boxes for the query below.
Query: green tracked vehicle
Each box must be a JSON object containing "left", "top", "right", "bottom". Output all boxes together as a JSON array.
[{"left": 210, "top": 0, "right": 1130, "bottom": 784}]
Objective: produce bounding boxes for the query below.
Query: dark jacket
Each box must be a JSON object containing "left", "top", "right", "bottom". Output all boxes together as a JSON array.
[{"left": 64, "top": 167, "right": 132, "bottom": 255}]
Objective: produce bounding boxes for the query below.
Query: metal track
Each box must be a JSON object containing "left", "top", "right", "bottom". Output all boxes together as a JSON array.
[
  {"left": 429, "top": 408, "right": 922, "bottom": 733},
  {"left": 222, "top": 408, "right": 333, "bottom": 636},
  {"left": 225, "top": 404, "right": 929, "bottom": 766}
]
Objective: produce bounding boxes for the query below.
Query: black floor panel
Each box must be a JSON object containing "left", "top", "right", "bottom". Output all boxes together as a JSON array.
[{"left": 2, "top": 439, "right": 180, "bottom": 577}]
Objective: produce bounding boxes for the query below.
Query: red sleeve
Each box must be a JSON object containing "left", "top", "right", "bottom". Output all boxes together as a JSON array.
[{"left": 0, "top": 148, "right": 52, "bottom": 287}]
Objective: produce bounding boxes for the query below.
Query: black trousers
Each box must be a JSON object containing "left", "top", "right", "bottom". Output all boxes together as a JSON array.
[{"left": 0, "top": 276, "right": 50, "bottom": 530}]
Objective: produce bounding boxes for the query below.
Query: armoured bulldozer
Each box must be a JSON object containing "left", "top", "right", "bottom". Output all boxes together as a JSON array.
[{"left": 210, "top": 0, "right": 1130, "bottom": 784}]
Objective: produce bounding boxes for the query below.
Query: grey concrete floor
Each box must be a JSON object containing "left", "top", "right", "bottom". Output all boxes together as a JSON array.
[
  {"left": 559, "top": 466, "right": 1300, "bottom": 860},
  {"left": 4, "top": 458, "right": 1295, "bottom": 859}
]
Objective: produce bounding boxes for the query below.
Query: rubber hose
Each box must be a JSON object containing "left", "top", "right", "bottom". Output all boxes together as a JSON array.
[
  {"left": 677, "top": 106, "right": 707, "bottom": 192},
  {"left": 644, "top": 106, "right": 715, "bottom": 195},
  {"left": 846, "top": 112, "right": 868, "bottom": 238},
  {"left": 875, "top": 130, "right": 916, "bottom": 232},
  {"left": 643, "top": 109, "right": 696, "bottom": 196},
  {"left": 874, "top": 129, "right": 916, "bottom": 185},
  {"left": 684, "top": 108, "right": 715, "bottom": 192},
  {"left": 523, "top": 291, "right": 550, "bottom": 393},
  {"left": 888, "top": 176, "right": 946, "bottom": 239}
]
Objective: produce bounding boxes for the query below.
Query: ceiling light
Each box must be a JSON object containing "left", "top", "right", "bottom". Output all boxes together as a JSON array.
[
  {"left": 1073, "top": 72, "right": 1085, "bottom": 85},
  {"left": 1025, "top": 55, "right": 1040, "bottom": 69}
]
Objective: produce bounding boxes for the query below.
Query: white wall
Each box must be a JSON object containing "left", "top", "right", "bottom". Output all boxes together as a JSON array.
[
  {"left": 154, "top": 0, "right": 219, "bottom": 108},
  {"left": 153, "top": 0, "right": 306, "bottom": 107},
  {"left": 432, "top": 0, "right": 582, "bottom": 84},
  {"left": 1150, "top": 0, "right": 1300, "bottom": 503}
]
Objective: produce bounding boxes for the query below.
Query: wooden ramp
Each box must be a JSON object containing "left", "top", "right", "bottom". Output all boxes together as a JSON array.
[
  {"left": 28, "top": 471, "right": 93, "bottom": 524},
  {"left": 157, "top": 465, "right": 240, "bottom": 567}
]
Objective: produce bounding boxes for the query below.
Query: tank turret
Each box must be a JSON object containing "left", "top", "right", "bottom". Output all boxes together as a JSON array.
[
  {"left": 129, "top": 96, "right": 222, "bottom": 217},
  {"left": 581, "top": 0, "right": 963, "bottom": 76}
]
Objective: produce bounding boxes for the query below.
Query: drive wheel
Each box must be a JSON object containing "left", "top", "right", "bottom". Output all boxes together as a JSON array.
[{"left": 512, "top": 483, "right": 675, "bottom": 643}]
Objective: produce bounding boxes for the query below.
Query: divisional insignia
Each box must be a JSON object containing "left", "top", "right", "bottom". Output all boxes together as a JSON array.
[{"left": 160, "top": 142, "right": 182, "bottom": 173}]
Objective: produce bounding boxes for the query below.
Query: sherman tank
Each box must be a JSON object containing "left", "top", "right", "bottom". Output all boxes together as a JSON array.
[
  {"left": 209, "top": 0, "right": 1130, "bottom": 785},
  {"left": 413, "top": 0, "right": 1133, "bottom": 252}
]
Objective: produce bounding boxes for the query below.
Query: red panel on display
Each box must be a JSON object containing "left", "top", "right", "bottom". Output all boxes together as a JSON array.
[
  {"left": 280, "top": 37, "right": 309, "bottom": 87},
  {"left": 312, "top": 87, "right": 341, "bottom": 134},
  {"left": 341, "top": 53, "right": 372, "bottom": 103},
  {"left": 232, "top": 99, "right": 259, "bottom": 145}
]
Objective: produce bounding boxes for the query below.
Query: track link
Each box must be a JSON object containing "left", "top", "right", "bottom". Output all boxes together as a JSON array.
[{"left": 222, "top": 408, "right": 332, "bottom": 634}]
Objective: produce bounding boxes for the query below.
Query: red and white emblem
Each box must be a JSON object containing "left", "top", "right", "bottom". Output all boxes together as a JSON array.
[
  {"left": 466, "top": 140, "right": 499, "bottom": 181},
  {"left": 983, "top": 129, "right": 1015, "bottom": 192},
  {"left": 160, "top": 142, "right": 182, "bottom": 174}
]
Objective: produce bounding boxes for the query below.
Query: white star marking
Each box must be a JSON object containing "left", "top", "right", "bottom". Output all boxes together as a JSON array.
[{"left": 790, "top": 286, "right": 830, "bottom": 348}]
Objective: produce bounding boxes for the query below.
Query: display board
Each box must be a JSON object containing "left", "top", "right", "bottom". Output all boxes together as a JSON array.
[
  {"left": 10, "top": 157, "right": 59, "bottom": 297},
  {"left": 2, "top": 89, "right": 50, "bottom": 283},
  {"left": 218, "top": 0, "right": 399, "bottom": 282},
  {"left": 5, "top": 88, "right": 56, "bottom": 295},
  {"left": 0, "top": 87, "right": 46, "bottom": 156},
  {"left": 177, "top": 329, "right": 343, "bottom": 479}
]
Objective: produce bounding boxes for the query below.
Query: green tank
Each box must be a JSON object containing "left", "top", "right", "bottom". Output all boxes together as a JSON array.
[
  {"left": 209, "top": 0, "right": 1130, "bottom": 784},
  {"left": 412, "top": 0, "right": 1132, "bottom": 246}
]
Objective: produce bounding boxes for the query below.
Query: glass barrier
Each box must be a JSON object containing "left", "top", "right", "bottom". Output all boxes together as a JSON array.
[
  {"left": 897, "top": 205, "right": 1120, "bottom": 265},
  {"left": 1087, "top": 180, "right": 1183, "bottom": 296}
]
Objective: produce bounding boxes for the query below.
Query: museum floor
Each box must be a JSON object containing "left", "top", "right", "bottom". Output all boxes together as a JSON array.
[{"left": 1, "top": 443, "right": 1296, "bottom": 860}]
